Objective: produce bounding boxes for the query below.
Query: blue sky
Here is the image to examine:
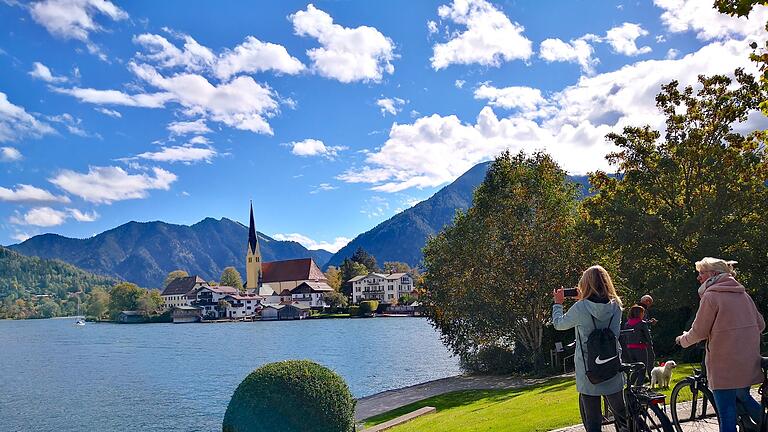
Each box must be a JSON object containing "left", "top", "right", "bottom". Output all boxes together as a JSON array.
[{"left": 0, "top": 0, "right": 765, "bottom": 251}]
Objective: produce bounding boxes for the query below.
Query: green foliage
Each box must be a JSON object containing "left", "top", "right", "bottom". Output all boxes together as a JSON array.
[
  {"left": 714, "top": 0, "right": 766, "bottom": 17},
  {"left": 163, "top": 270, "right": 189, "bottom": 288},
  {"left": 339, "top": 258, "right": 368, "bottom": 296},
  {"left": 322, "top": 291, "right": 348, "bottom": 311},
  {"left": 86, "top": 287, "right": 110, "bottom": 320},
  {"left": 138, "top": 290, "right": 164, "bottom": 316},
  {"left": 220, "top": 267, "right": 244, "bottom": 291},
  {"left": 398, "top": 294, "right": 416, "bottom": 305},
  {"left": 222, "top": 360, "right": 355, "bottom": 432},
  {"left": 348, "top": 305, "right": 361, "bottom": 317},
  {"left": 324, "top": 266, "right": 342, "bottom": 290},
  {"left": 582, "top": 71, "right": 768, "bottom": 352},
  {"left": 383, "top": 261, "right": 410, "bottom": 273},
  {"left": 351, "top": 247, "right": 378, "bottom": 272},
  {"left": 423, "top": 151, "right": 586, "bottom": 371},
  {"left": 359, "top": 300, "right": 379, "bottom": 315},
  {"left": 108, "top": 282, "right": 144, "bottom": 318},
  {"left": 0, "top": 246, "right": 117, "bottom": 319}
]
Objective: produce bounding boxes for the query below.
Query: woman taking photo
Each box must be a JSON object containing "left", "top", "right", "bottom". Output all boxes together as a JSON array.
[
  {"left": 553, "top": 265, "right": 626, "bottom": 432},
  {"left": 675, "top": 257, "right": 765, "bottom": 432}
]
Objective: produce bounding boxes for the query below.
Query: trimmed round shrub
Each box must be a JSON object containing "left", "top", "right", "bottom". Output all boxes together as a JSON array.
[
  {"left": 222, "top": 360, "right": 355, "bottom": 432},
  {"left": 359, "top": 300, "right": 379, "bottom": 315}
]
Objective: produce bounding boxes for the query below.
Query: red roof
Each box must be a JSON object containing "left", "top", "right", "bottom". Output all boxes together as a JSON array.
[{"left": 262, "top": 258, "right": 326, "bottom": 283}]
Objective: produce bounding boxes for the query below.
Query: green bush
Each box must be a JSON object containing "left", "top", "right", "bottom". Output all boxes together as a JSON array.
[
  {"left": 348, "top": 305, "right": 360, "bottom": 317},
  {"left": 222, "top": 360, "right": 355, "bottom": 432},
  {"left": 359, "top": 300, "right": 379, "bottom": 316}
]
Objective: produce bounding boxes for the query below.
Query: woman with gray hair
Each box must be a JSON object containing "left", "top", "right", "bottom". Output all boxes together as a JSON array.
[{"left": 675, "top": 257, "right": 765, "bottom": 432}]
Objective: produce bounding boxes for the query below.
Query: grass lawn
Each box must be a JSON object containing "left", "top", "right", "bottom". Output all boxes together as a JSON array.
[{"left": 363, "top": 363, "right": 697, "bottom": 432}]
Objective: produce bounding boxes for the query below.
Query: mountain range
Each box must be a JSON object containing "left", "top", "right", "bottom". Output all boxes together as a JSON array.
[
  {"left": 9, "top": 218, "right": 332, "bottom": 288},
  {"left": 8, "top": 161, "right": 590, "bottom": 288},
  {"left": 325, "top": 162, "right": 591, "bottom": 269}
]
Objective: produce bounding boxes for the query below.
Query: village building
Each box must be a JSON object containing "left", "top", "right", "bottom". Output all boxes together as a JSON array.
[
  {"left": 350, "top": 272, "right": 415, "bottom": 304},
  {"left": 172, "top": 306, "right": 203, "bottom": 323},
  {"left": 221, "top": 293, "right": 263, "bottom": 319},
  {"left": 161, "top": 276, "right": 208, "bottom": 310},
  {"left": 261, "top": 303, "right": 311, "bottom": 321},
  {"left": 291, "top": 281, "right": 333, "bottom": 309},
  {"left": 189, "top": 285, "right": 239, "bottom": 319},
  {"left": 244, "top": 202, "right": 330, "bottom": 308},
  {"left": 117, "top": 311, "right": 144, "bottom": 324}
]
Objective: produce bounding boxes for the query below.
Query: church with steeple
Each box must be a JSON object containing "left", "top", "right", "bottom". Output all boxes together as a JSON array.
[{"left": 244, "top": 202, "right": 330, "bottom": 296}]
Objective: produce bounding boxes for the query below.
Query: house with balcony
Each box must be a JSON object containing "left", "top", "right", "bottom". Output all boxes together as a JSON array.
[
  {"left": 221, "top": 293, "right": 263, "bottom": 319},
  {"left": 349, "top": 272, "right": 415, "bottom": 304},
  {"left": 189, "top": 285, "right": 239, "bottom": 319},
  {"left": 161, "top": 276, "right": 208, "bottom": 310},
  {"left": 291, "top": 281, "right": 333, "bottom": 309}
]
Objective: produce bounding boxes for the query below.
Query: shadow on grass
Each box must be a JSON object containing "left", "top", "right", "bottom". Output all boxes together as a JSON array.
[{"left": 363, "top": 376, "right": 575, "bottom": 427}]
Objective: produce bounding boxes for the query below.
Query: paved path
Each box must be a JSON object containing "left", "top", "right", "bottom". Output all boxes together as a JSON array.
[{"left": 355, "top": 374, "right": 556, "bottom": 421}]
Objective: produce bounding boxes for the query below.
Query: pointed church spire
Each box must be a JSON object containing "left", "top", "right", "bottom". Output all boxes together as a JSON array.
[{"left": 248, "top": 200, "right": 258, "bottom": 255}]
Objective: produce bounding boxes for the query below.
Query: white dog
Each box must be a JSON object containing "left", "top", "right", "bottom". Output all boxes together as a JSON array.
[{"left": 650, "top": 360, "right": 677, "bottom": 389}]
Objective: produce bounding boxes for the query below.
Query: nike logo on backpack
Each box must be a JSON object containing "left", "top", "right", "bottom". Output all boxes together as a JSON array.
[{"left": 595, "top": 355, "right": 618, "bottom": 365}]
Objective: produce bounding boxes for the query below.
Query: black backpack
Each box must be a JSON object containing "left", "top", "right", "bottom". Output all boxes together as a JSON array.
[{"left": 579, "top": 312, "right": 620, "bottom": 384}]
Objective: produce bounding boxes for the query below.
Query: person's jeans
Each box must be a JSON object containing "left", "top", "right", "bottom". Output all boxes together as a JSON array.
[
  {"left": 712, "top": 387, "right": 761, "bottom": 432},
  {"left": 579, "top": 392, "right": 627, "bottom": 432}
]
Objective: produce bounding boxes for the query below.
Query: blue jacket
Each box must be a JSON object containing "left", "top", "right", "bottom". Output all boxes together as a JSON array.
[{"left": 553, "top": 299, "right": 625, "bottom": 396}]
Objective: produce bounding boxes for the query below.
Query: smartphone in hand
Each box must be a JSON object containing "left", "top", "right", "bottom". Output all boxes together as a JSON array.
[{"left": 563, "top": 287, "right": 578, "bottom": 298}]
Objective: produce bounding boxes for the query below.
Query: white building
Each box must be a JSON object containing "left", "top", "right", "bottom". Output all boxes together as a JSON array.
[
  {"left": 350, "top": 272, "right": 415, "bottom": 304},
  {"left": 161, "top": 276, "right": 207, "bottom": 310},
  {"left": 221, "top": 293, "right": 263, "bottom": 319},
  {"left": 291, "top": 281, "right": 333, "bottom": 309},
  {"left": 190, "top": 285, "right": 239, "bottom": 319}
]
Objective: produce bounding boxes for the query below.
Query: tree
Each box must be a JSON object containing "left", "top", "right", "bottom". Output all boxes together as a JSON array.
[
  {"left": 163, "top": 270, "right": 189, "bottom": 288},
  {"left": 351, "top": 247, "right": 378, "bottom": 272},
  {"left": 108, "top": 282, "right": 144, "bottom": 318},
  {"left": 423, "top": 151, "right": 586, "bottom": 370},
  {"left": 138, "top": 290, "right": 163, "bottom": 316},
  {"left": 217, "top": 299, "right": 231, "bottom": 318},
  {"left": 339, "top": 258, "right": 368, "bottom": 297},
  {"left": 220, "top": 267, "right": 244, "bottom": 292},
  {"left": 582, "top": 71, "right": 768, "bottom": 351},
  {"left": 325, "top": 266, "right": 342, "bottom": 291},
  {"left": 383, "top": 261, "right": 410, "bottom": 273},
  {"left": 86, "top": 287, "right": 110, "bottom": 320},
  {"left": 37, "top": 299, "right": 60, "bottom": 318},
  {"left": 322, "top": 291, "right": 348, "bottom": 311}
]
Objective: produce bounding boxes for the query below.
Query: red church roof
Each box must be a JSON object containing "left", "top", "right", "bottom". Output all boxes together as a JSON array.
[{"left": 262, "top": 258, "right": 326, "bottom": 283}]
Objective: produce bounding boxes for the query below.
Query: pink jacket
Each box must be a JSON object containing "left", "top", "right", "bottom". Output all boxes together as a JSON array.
[{"left": 679, "top": 274, "right": 765, "bottom": 390}]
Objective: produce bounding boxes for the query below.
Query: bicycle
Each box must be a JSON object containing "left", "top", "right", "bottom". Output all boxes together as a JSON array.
[
  {"left": 601, "top": 362, "right": 675, "bottom": 432},
  {"left": 670, "top": 349, "right": 768, "bottom": 432}
]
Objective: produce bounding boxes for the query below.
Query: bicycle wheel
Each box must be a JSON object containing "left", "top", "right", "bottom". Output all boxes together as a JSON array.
[
  {"left": 670, "top": 379, "right": 718, "bottom": 432},
  {"left": 634, "top": 402, "right": 675, "bottom": 432}
]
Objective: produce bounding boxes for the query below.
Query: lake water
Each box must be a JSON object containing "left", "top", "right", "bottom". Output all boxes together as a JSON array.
[{"left": 0, "top": 317, "right": 461, "bottom": 432}]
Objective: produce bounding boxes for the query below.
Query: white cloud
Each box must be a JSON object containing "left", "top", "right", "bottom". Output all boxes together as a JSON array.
[
  {"left": 271, "top": 232, "right": 351, "bottom": 253},
  {"left": 455, "top": 79, "right": 466, "bottom": 88},
  {"left": 291, "top": 4, "right": 395, "bottom": 83},
  {"left": 29, "top": 62, "right": 68, "bottom": 83},
  {"left": 290, "top": 138, "right": 346, "bottom": 159},
  {"left": 1, "top": 146, "right": 22, "bottom": 162},
  {"left": 188, "top": 135, "right": 210, "bottom": 145},
  {"left": 134, "top": 144, "right": 217, "bottom": 164},
  {"left": 53, "top": 86, "right": 173, "bottom": 108},
  {"left": 167, "top": 119, "right": 211, "bottom": 136},
  {"left": 49, "top": 166, "right": 177, "bottom": 204},
  {"left": 430, "top": 0, "right": 532, "bottom": 70},
  {"left": 0, "top": 92, "right": 55, "bottom": 142},
  {"left": 539, "top": 35, "right": 599, "bottom": 75},
  {"left": 666, "top": 48, "right": 679, "bottom": 59},
  {"left": 28, "top": 0, "right": 128, "bottom": 42},
  {"left": 67, "top": 208, "right": 99, "bottom": 222},
  {"left": 10, "top": 207, "right": 68, "bottom": 227},
  {"left": 427, "top": 20, "right": 438, "bottom": 34},
  {"left": 133, "top": 33, "right": 215, "bottom": 73},
  {"left": 46, "top": 113, "right": 96, "bottom": 138},
  {"left": 95, "top": 107, "right": 122, "bottom": 118},
  {"left": 376, "top": 97, "right": 406, "bottom": 116},
  {"left": 339, "top": 37, "right": 757, "bottom": 192},
  {"left": 473, "top": 84, "right": 549, "bottom": 114},
  {"left": 0, "top": 184, "right": 70, "bottom": 204},
  {"left": 214, "top": 36, "right": 305, "bottom": 79},
  {"left": 654, "top": 0, "right": 768, "bottom": 40},
  {"left": 310, "top": 183, "right": 338, "bottom": 194},
  {"left": 605, "top": 23, "right": 652, "bottom": 56},
  {"left": 11, "top": 232, "right": 32, "bottom": 243}
]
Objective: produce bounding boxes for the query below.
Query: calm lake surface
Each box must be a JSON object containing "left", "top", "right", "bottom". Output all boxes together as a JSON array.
[{"left": 0, "top": 317, "right": 461, "bottom": 432}]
